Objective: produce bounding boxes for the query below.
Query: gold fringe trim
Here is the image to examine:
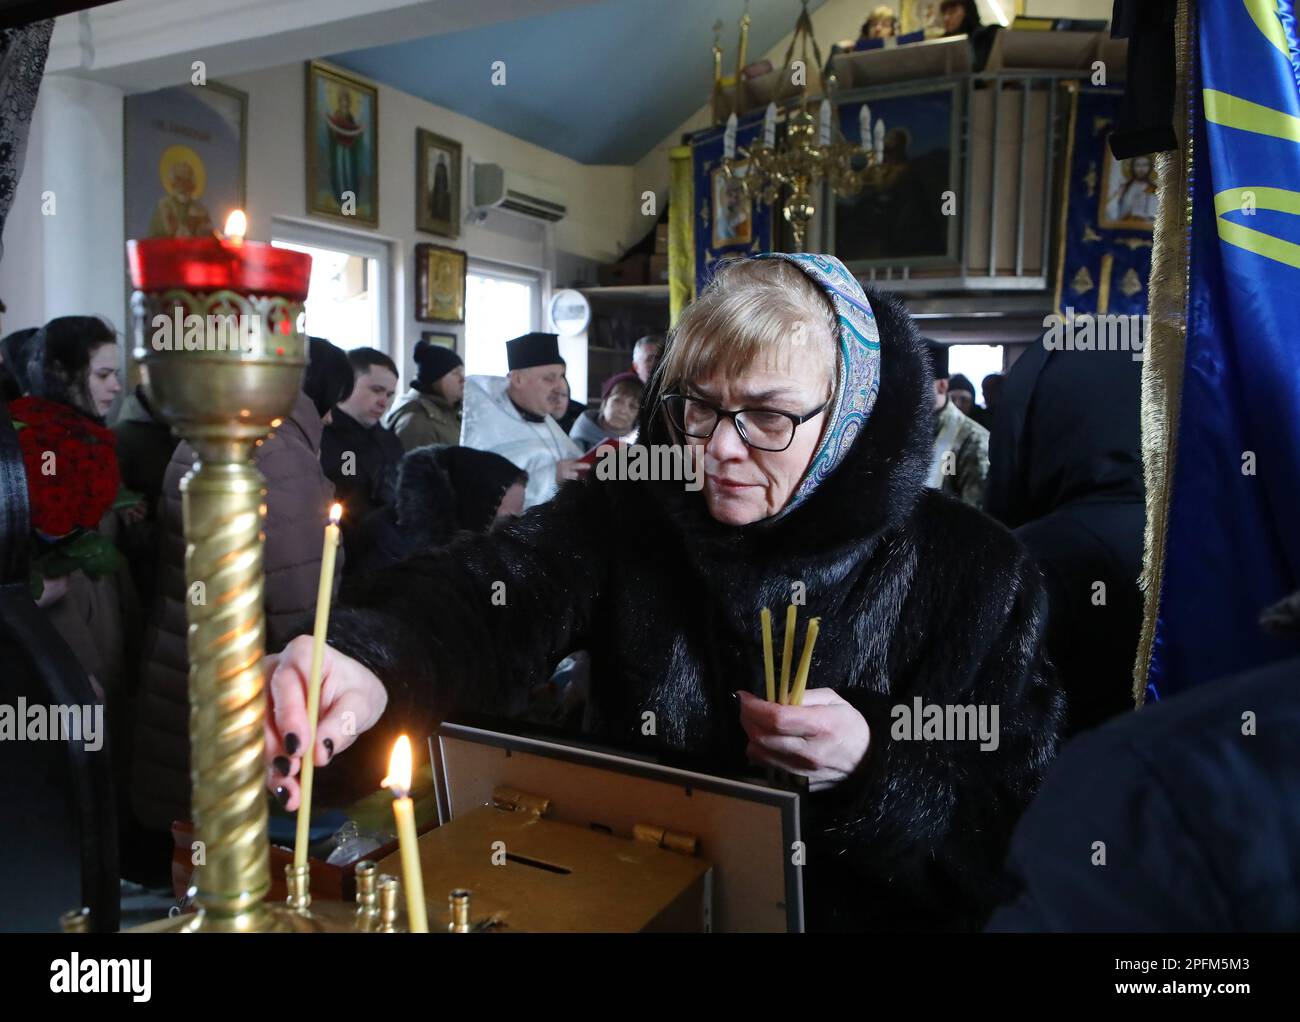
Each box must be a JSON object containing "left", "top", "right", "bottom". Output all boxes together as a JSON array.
[
  {"left": 668, "top": 145, "right": 696, "bottom": 327},
  {"left": 1132, "top": 0, "right": 1195, "bottom": 706}
]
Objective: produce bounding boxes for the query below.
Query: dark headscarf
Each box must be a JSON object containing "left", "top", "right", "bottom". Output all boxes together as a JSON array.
[
  {"left": 303, "top": 336, "right": 354, "bottom": 419},
  {"left": 1, "top": 327, "right": 38, "bottom": 400},
  {"left": 985, "top": 338, "right": 1144, "bottom": 527},
  {"left": 437, "top": 446, "right": 528, "bottom": 533},
  {"left": 25, "top": 316, "right": 117, "bottom": 420}
]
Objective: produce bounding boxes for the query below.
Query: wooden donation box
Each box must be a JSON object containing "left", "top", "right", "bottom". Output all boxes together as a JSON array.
[{"left": 375, "top": 724, "right": 804, "bottom": 932}]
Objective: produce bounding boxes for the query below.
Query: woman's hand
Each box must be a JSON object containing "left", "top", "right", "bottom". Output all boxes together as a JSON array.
[
  {"left": 264, "top": 635, "right": 389, "bottom": 810},
  {"left": 737, "top": 689, "right": 871, "bottom": 792}
]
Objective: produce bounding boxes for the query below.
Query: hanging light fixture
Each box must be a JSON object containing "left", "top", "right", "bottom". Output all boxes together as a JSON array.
[{"left": 718, "top": 0, "right": 884, "bottom": 251}]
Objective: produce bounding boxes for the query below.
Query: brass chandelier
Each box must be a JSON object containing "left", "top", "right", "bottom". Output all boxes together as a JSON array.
[{"left": 716, "top": 0, "right": 887, "bottom": 251}]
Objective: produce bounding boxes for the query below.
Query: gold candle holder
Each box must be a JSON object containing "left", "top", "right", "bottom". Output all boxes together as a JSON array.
[{"left": 448, "top": 889, "right": 472, "bottom": 933}]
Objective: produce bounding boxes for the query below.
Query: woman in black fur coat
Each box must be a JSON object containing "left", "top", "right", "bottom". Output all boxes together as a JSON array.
[{"left": 265, "top": 254, "right": 1063, "bottom": 931}]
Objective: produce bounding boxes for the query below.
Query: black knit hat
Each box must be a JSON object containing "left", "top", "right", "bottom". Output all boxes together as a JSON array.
[
  {"left": 506, "top": 332, "right": 564, "bottom": 371},
  {"left": 413, "top": 339, "right": 463, "bottom": 387}
]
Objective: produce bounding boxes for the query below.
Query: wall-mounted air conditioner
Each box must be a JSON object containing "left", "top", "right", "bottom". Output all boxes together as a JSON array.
[{"left": 470, "top": 162, "right": 567, "bottom": 223}]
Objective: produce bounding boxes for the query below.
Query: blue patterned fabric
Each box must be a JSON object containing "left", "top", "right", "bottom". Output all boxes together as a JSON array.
[
  {"left": 1148, "top": 0, "right": 1300, "bottom": 697},
  {"left": 753, "top": 252, "right": 882, "bottom": 516}
]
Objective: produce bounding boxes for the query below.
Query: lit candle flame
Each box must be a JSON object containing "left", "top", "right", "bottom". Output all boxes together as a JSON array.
[
  {"left": 329, "top": 502, "right": 343, "bottom": 526},
  {"left": 223, "top": 209, "right": 247, "bottom": 243},
  {"left": 382, "top": 735, "right": 412, "bottom": 797}
]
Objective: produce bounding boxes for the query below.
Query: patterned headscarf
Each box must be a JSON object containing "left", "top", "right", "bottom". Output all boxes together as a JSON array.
[{"left": 752, "top": 252, "right": 882, "bottom": 518}]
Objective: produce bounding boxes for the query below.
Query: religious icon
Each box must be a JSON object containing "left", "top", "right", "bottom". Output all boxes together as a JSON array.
[
  {"left": 126, "top": 81, "right": 245, "bottom": 241},
  {"left": 149, "top": 145, "right": 214, "bottom": 238},
  {"left": 711, "top": 165, "right": 753, "bottom": 249},
  {"left": 416, "top": 129, "right": 462, "bottom": 238},
  {"left": 1100, "top": 151, "right": 1157, "bottom": 231},
  {"left": 306, "top": 61, "right": 379, "bottom": 227},
  {"left": 415, "top": 243, "right": 467, "bottom": 323}
]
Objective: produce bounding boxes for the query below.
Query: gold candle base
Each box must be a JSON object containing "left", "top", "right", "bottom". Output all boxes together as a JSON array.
[{"left": 127, "top": 287, "right": 307, "bottom": 934}]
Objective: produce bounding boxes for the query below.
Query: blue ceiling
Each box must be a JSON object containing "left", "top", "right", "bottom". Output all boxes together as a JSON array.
[{"left": 329, "top": 0, "right": 829, "bottom": 166}]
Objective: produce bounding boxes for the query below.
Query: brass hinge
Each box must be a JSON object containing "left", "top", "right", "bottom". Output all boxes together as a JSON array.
[
  {"left": 632, "top": 823, "right": 699, "bottom": 856},
  {"left": 492, "top": 785, "right": 551, "bottom": 818}
]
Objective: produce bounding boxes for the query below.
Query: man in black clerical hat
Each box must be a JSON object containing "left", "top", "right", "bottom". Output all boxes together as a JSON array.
[{"left": 460, "top": 331, "right": 585, "bottom": 509}]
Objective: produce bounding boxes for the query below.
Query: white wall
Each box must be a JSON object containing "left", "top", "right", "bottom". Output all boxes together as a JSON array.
[
  {"left": 221, "top": 60, "right": 638, "bottom": 390},
  {"left": 0, "top": 76, "right": 125, "bottom": 337},
  {"left": 1, "top": 59, "right": 639, "bottom": 401}
]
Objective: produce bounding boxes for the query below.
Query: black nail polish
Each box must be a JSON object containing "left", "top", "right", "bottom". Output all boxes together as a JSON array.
[
  {"left": 273, "top": 756, "right": 291, "bottom": 776},
  {"left": 274, "top": 786, "right": 289, "bottom": 807},
  {"left": 284, "top": 733, "right": 300, "bottom": 755},
  {"left": 323, "top": 737, "right": 334, "bottom": 760}
]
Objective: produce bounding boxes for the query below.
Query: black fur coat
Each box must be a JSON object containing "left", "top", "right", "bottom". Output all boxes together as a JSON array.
[{"left": 327, "top": 289, "right": 1064, "bottom": 931}]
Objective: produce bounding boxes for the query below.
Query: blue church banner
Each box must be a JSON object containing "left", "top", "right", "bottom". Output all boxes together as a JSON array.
[
  {"left": 1054, "top": 87, "right": 1153, "bottom": 320},
  {"left": 1149, "top": 1, "right": 1300, "bottom": 696},
  {"left": 689, "top": 111, "right": 776, "bottom": 296}
]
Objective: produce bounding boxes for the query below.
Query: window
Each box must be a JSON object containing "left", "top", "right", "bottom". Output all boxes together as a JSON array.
[
  {"left": 271, "top": 220, "right": 390, "bottom": 353},
  {"left": 463, "top": 262, "right": 541, "bottom": 379},
  {"left": 948, "top": 344, "right": 1004, "bottom": 404}
]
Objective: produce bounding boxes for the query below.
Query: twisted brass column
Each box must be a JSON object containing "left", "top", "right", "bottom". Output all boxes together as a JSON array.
[{"left": 126, "top": 285, "right": 310, "bottom": 932}]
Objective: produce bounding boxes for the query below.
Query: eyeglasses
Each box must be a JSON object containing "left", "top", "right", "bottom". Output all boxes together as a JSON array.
[{"left": 661, "top": 393, "right": 830, "bottom": 453}]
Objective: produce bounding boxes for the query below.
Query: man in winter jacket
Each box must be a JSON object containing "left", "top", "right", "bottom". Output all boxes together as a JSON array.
[
  {"left": 926, "top": 340, "right": 989, "bottom": 508},
  {"left": 321, "top": 347, "right": 403, "bottom": 548},
  {"left": 460, "top": 332, "right": 584, "bottom": 509},
  {"left": 388, "top": 340, "right": 464, "bottom": 450}
]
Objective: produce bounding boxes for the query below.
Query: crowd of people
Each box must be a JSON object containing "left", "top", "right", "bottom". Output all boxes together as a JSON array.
[{"left": 0, "top": 250, "right": 1218, "bottom": 929}]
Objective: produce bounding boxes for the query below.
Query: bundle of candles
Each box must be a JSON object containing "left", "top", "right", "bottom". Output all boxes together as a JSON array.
[
  {"left": 759, "top": 605, "right": 820, "bottom": 705},
  {"left": 291, "top": 501, "right": 431, "bottom": 932}
]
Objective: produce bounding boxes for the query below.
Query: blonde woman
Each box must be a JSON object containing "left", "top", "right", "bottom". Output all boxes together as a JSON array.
[{"left": 264, "top": 253, "right": 1063, "bottom": 931}]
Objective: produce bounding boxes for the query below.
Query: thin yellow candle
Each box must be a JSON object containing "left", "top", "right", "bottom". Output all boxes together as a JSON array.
[
  {"left": 790, "top": 617, "right": 822, "bottom": 707},
  {"left": 760, "top": 608, "right": 776, "bottom": 702},
  {"left": 293, "top": 502, "right": 342, "bottom": 870},
  {"left": 779, "top": 603, "right": 797, "bottom": 704},
  {"left": 382, "top": 735, "right": 429, "bottom": 933}
]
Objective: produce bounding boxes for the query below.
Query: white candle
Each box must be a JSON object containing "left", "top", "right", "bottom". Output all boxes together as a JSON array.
[
  {"left": 859, "top": 104, "right": 871, "bottom": 145},
  {"left": 818, "top": 100, "right": 832, "bottom": 146},
  {"left": 724, "top": 113, "right": 738, "bottom": 159},
  {"left": 293, "top": 501, "right": 342, "bottom": 871},
  {"left": 383, "top": 736, "right": 429, "bottom": 933},
  {"left": 763, "top": 102, "right": 777, "bottom": 147},
  {"left": 874, "top": 119, "right": 886, "bottom": 162}
]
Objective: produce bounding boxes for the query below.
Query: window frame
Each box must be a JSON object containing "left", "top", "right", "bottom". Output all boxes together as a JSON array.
[{"left": 270, "top": 217, "right": 392, "bottom": 354}]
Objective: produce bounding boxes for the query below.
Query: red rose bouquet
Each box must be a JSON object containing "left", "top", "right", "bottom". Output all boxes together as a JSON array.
[{"left": 10, "top": 396, "right": 137, "bottom": 594}]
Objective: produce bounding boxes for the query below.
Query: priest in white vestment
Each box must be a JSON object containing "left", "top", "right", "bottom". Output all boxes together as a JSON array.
[{"left": 460, "top": 332, "right": 585, "bottom": 509}]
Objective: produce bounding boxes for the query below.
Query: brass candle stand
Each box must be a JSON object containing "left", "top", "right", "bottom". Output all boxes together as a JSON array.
[
  {"left": 120, "top": 283, "right": 356, "bottom": 933},
  {"left": 57, "top": 244, "right": 472, "bottom": 935}
]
